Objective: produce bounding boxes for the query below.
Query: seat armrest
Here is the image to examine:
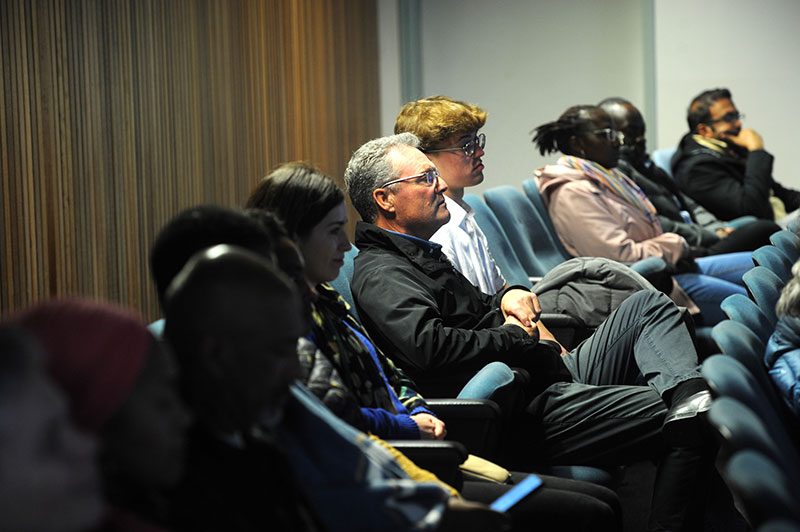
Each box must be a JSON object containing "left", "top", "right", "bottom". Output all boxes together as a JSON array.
[
  {"left": 426, "top": 398, "right": 501, "bottom": 420},
  {"left": 539, "top": 313, "right": 583, "bottom": 329},
  {"left": 540, "top": 313, "right": 590, "bottom": 351},
  {"left": 425, "top": 399, "right": 501, "bottom": 459},
  {"left": 386, "top": 440, "right": 468, "bottom": 489}
]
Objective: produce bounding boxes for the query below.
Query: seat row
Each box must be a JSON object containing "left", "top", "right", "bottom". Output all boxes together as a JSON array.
[{"left": 701, "top": 225, "right": 800, "bottom": 530}]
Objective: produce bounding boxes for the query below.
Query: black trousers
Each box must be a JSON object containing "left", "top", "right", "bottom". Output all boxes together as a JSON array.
[
  {"left": 462, "top": 471, "right": 621, "bottom": 532},
  {"left": 523, "top": 291, "right": 713, "bottom": 532},
  {"left": 707, "top": 219, "right": 779, "bottom": 254}
]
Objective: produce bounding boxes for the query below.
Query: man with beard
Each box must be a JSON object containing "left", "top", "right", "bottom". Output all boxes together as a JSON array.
[
  {"left": 599, "top": 97, "right": 778, "bottom": 255},
  {"left": 671, "top": 88, "right": 800, "bottom": 224}
]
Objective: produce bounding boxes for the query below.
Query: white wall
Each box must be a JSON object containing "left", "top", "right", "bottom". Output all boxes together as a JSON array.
[
  {"left": 379, "top": 0, "right": 800, "bottom": 193},
  {"left": 379, "top": 0, "right": 650, "bottom": 195},
  {"left": 654, "top": 0, "right": 800, "bottom": 188}
]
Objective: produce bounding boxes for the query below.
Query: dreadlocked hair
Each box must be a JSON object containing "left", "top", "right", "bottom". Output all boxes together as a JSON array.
[{"left": 532, "top": 104, "right": 598, "bottom": 156}]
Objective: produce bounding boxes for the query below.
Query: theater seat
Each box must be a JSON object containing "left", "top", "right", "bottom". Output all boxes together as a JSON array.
[
  {"left": 463, "top": 194, "right": 533, "bottom": 287},
  {"left": 752, "top": 245, "right": 793, "bottom": 283},
  {"left": 328, "top": 245, "right": 361, "bottom": 321},
  {"left": 720, "top": 293, "right": 774, "bottom": 343},
  {"left": 651, "top": 147, "right": 677, "bottom": 178},
  {"left": 742, "top": 267, "right": 784, "bottom": 326}
]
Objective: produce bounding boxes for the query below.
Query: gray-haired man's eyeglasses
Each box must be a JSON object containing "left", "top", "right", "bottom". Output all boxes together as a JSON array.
[{"left": 381, "top": 168, "right": 440, "bottom": 188}]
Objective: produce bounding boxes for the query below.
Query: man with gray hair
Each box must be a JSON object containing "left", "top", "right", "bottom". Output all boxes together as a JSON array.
[{"left": 345, "top": 133, "right": 730, "bottom": 532}]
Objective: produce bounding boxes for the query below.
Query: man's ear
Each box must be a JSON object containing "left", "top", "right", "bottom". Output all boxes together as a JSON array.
[
  {"left": 696, "top": 123, "right": 714, "bottom": 138},
  {"left": 373, "top": 188, "right": 396, "bottom": 214}
]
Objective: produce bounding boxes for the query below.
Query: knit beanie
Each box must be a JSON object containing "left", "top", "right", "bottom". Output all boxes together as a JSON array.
[{"left": 13, "top": 298, "right": 152, "bottom": 432}]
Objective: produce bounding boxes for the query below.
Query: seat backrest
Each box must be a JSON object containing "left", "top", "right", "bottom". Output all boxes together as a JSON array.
[
  {"left": 725, "top": 449, "right": 800, "bottom": 526},
  {"left": 328, "top": 245, "right": 361, "bottom": 321},
  {"left": 710, "top": 319, "right": 768, "bottom": 378},
  {"left": 752, "top": 245, "right": 793, "bottom": 283},
  {"left": 702, "top": 357, "right": 799, "bottom": 466},
  {"left": 743, "top": 266, "right": 784, "bottom": 326},
  {"left": 770, "top": 230, "right": 800, "bottom": 263},
  {"left": 651, "top": 147, "right": 677, "bottom": 178},
  {"left": 708, "top": 396, "right": 800, "bottom": 479},
  {"left": 720, "top": 293, "right": 774, "bottom": 343},
  {"left": 462, "top": 194, "right": 532, "bottom": 287},
  {"left": 521, "top": 178, "right": 573, "bottom": 260},
  {"left": 483, "top": 186, "right": 567, "bottom": 277}
]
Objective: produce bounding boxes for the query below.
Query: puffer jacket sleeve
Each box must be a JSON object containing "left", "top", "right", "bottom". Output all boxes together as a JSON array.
[
  {"left": 297, "top": 338, "right": 369, "bottom": 432},
  {"left": 765, "top": 317, "right": 800, "bottom": 416}
]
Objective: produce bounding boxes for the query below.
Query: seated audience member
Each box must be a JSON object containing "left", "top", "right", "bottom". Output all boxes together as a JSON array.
[
  {"left": 163, "top": 245, "right": 512, "bottom": 532},
  {"left": 163, "top": 246, "right": 328, "bottom": 531},
  {"left": 149, "top": 204, "right": 277, "bottom": 310},
  {"left": 766, "top": 260, "right": 800, "bottom": 418},
  {"left": 671, "top": 87, "right": 800, "bottom": 224},
  {"left": 599, "top": 97, "right": 779, "bottom": 254},
  {"left": 0, "top": 326, "right": 104, "bottom": 532},
  {"left": 13, "top": 299, "right": 191, "bottom": 531},
  {"left": 342, "top": 132, "right": 738, "bottom": 531},
  {"left": 245, "top": 163, "right": 623, "bottom": 531},
  {"left": 533, "top": 104, "right": 752, "bottom": 326},
  {"left": 394, "top": 96, "right": 504, "bottom": 295}
]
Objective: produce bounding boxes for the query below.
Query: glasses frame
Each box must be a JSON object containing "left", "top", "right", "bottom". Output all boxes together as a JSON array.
[
  {"left": 381, "top": 167, "right": 440, "bottom": 188},
  {"left": 425, "top": 133, "right": 486, "bottom": 158},
  {"left": 705, "top": 111, "right": 744, "bottom": 125},
  {"left": 591, "top": 128, "right": 621, "bottom": 142}
]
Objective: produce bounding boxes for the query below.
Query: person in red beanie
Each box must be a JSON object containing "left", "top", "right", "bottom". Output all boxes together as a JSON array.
[
  {"left": 0, "top": 325, "right": 104, "bottom": 532},
  {"left": 14, "top": 298, "right": 192, "bottom": 531}
]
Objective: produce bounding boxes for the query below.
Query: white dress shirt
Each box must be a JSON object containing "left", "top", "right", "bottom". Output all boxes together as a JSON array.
[{"left": 430, "top": 195, "right": 506, "bottom": 295}]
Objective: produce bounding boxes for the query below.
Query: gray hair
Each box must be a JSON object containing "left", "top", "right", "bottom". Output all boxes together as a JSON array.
[
  {"left": 776, "top": 259, "right": 800, "bottom": 317},
  {"left": 344, "top": 132, "right": 420, "bottom": 223}
]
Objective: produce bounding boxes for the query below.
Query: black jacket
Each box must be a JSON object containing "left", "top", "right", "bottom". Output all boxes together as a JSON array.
[
  {"left": 617, "top": 158, "right": 722, "bottom": 248},
  {"left": 671, "top": 133, "right": 799, "bottom": 220},
  {"left": 351, "top": 222, "right": 567, "bottom": 397}
]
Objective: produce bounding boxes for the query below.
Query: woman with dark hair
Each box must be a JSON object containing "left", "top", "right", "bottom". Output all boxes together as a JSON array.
[
  {"left": 532, "top": 105, "right": 753, "bottom": 326},
  {"left": 13, "top": 299, "right": 192, "bottom": 531},
  {"left": 247, "top": 162, "right": 626, "bottom": 532}
]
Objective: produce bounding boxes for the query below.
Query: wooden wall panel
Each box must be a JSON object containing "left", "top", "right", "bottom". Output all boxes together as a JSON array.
[{"left": 0, "top": 0, "right": 380, "bottom": 320}]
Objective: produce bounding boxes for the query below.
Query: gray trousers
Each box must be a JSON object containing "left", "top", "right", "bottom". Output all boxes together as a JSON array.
[
  {"left": 528, "top": 290, "right": 702, "bottom": 464},
  {"left": 526, "top": 291, "right": 711, "bottom": 531}
]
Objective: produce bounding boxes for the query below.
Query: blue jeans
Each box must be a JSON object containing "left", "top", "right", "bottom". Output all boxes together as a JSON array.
[
  {"left": 674, "top": 251, "right": 751, "bottom": 326},
  {"left": 457, "top": 361, "right": 515, "bottom": 399}
]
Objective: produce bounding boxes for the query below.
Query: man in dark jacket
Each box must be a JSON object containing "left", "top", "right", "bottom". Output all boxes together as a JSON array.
[
  {"left": 671, "top": 87, "right": 800, "bottom": 223},
  {"left": 599, "top": 97, "right": 778, "bottom": 255},
  {"left": 343, "top": 132, "right": 732, "bottom": 532}
]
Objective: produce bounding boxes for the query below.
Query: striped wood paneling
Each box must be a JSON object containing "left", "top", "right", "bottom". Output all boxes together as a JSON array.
[{"left": 0, "top": 0, "right": 380, "bottom": 320}]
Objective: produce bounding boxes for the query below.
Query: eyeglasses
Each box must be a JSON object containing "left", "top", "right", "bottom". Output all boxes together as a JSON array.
[
  {"left": 425, "top": 133, "right": 486, "bottom": 158},
  {"left": 618, "top": 131, "right": 645, "bottom": 146},
  {"left": 591, "top": 128, "right": 621, "bottom": 141},
  {"left": 706, "top": 111, "right": 744, "bottom": 124},
  {"left": 381, "top": 167, "right": 440, "bottom": 188}
]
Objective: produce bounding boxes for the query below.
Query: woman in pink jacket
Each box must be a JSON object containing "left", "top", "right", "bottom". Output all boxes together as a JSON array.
[{"left": 533, "top": 104, "right": 752, "bottom": 326}]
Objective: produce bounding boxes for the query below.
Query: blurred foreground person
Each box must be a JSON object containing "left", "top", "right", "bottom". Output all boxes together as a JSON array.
[
  {"left": 14, "top": 299, "right": 191, "bottom": 531},
  {"left": 0, "top": 325, "right": 104, "bottom": 532},
  {"left": 164, "top": 244, "right": 512, "bottom": 532}
]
